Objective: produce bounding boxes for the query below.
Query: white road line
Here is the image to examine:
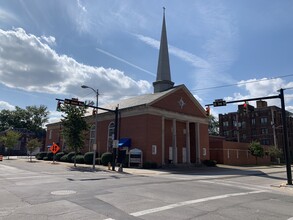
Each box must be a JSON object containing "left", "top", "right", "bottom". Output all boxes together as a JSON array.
[
  {"left": 199, "top": 179, "right": 272, "bottom": 191},
  {"left": 130, "top": 190, "right": 266, "bottom": 217},
  {"left": 6, "top": 175, "right": 50, "bottom": 180}
]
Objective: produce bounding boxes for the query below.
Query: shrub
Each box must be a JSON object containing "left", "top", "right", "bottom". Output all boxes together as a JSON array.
[
  {"left": 36, "top": 152, "right": 47, "bottom": 160},
  {"left": 60, "top": 154, "right": 68, "bottom": 162},
  {"left": 84, "top": 152, "right": 95, "bottom": 164},
  {"left": 101, "top": 152, "right": 113, "bottom": 166},
  {"left": 46, "top": 152, "right": 54, "bottom": 161},
  {"left": 202, "top": 159, "right": 217, "bottom": 167},
  {"left": 67, "top": 152, "right": 76, "bottom": 163},
  {"left": 72, "top": 155, "right": 85, "bottom": 164},
  {"left": 143, "top": 161, "right": 157, "bottom": 169},
  {"left": 55, "top": 152, "right": 65, "bottom": 161}
]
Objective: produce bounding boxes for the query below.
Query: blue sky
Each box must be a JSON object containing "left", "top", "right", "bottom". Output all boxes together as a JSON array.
[{"left": 1, "top": 0, "right": 293, "bottom": 124}]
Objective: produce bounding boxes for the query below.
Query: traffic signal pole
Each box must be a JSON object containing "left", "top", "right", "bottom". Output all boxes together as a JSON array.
[
  {"left": 207, "top": 90, "right": 292, "bottom": 185},
  {"left": 279, "top": 88, "right": 292, "bottom": 185}
]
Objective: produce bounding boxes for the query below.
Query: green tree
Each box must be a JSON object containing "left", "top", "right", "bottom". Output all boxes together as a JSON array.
[
  {"left": 249, "top": 141, "right": 264, "bottom": 165},
  {"left": 27, "top": 138, "right": 42, "bottom": 162},
  {"left": 208, "top": 115, "right": 219, "bottom": 135},
  {"left": 0, "top": 105, "right": 49, "bottom": 132},
  {"left": 61, "top": 104, "right": 88, "bottom": 167},
  {"left": 0, "top": 130, "right": 21, "bottom": 159},
  {"left": 268, "top": 145, "right": 282, "bottom": 163}
]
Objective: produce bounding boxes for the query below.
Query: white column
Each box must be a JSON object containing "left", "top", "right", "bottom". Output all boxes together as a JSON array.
[
  {"left": 172, "top": 119, "right": 177, "bottom": 164},
  {"left": 162, "top": 117, "right": 165, "bottom": 165},
  {"left": 195, "top": 122, "right": 201, "bottom": 164},
  {"left": 186, "top": 121, "right": 190, "bottom": 163}
]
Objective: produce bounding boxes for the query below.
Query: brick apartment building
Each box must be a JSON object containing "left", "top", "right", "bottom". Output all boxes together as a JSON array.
[
  {"left": 218, "top": 100, "right": 293, "bottom": 159},
  {"left": 45, "top": 13, "right": 210, "bottom": 167}
]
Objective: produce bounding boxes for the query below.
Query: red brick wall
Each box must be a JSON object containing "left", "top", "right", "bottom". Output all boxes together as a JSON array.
[{"left": 209, "top": 136, "right": 271, "bottom": 165}]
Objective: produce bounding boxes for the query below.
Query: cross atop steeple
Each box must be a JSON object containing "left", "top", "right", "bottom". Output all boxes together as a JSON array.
[{"left": 153, "top": 7, "right": 174, "bottom": 93}]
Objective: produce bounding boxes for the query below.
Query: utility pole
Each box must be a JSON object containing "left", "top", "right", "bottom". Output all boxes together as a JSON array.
[
  {"left": 81, "top": 85, "right": 99, "bottom": 171},
  {"left": 279, "top": 88, "right": 292, "bottom": 185},
  {"left": 112, "top": 106, "right": 119, "bottom": 171}
]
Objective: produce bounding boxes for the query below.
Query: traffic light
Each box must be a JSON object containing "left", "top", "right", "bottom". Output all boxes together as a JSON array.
[
  {"left": 205, "top": 106, "right": 210, "bottom": 116},
  {"left": 56, "top": 101, "right": 62, "bottom": 112},
  {"left": 243, "top": 101, "right": 248, "bottom": 113}
]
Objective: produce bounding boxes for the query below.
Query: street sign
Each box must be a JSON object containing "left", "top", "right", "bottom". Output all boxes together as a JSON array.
[
  {"left": 113, "top": 140, "right": 119, "bottom": 148},
  {"left": 49, "top": 142, "right": 60, "bottom": 154},
  {"left": 64, "top": 98, "right": 85, "bottom": 106},
  {"left": 213, "top": 99, "right": 227, "bottom": 107}
]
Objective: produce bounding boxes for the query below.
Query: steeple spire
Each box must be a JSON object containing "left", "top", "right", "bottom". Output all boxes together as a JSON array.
[{"left": 153, "top": 7, "right": 174, "bottom": 93}]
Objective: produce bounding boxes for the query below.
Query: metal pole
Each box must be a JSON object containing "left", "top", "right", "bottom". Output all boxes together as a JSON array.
[
  {"left": 279, "top": 88, "right": 292, "bottom": 185},
  {"left": 93, "top": 89, "right": 99, "bottom": 171},
  {"left": 81, "top": 85, "right": 99, "bottom": 171},
  {"left": 112, "top": 106, "right": 119, "bottom": 171}
]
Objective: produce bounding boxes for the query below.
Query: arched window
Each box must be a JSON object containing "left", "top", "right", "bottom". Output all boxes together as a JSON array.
[
  {"left": 107, "top": 122, "right": 115, "bottom": 151},
  {"left": 89, "top": 125, "right": 95, "bottom": 151}
]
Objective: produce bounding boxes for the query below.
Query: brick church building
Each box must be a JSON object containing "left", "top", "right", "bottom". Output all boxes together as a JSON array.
[{"left": 46, "top": 12, "right": 210, "bottom": 167}]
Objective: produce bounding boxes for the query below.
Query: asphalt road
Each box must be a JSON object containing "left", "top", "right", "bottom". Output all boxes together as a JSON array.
[{"left": 1, "top": 158, "right": 293, "bottom": 220}]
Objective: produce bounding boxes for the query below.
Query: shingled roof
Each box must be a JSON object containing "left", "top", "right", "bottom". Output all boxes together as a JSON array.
[{"left": 100, "top": 86, "right": 178, "bottom": 112}]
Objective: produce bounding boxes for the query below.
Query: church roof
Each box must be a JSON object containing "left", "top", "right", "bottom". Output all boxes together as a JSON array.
[{"left": 101, "top": 86, "right": 178, "bottom": 111}]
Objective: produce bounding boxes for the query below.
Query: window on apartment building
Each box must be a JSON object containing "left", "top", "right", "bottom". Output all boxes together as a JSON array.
[
  {"left": 49, "top": 130, "right": 52, "bottom": 139},
  {"left": 242, "top": 134, "right": 246, "bottom": 140},
  {"left": 233, "top": 120, "right": 237, "bottom": 127},
  {"left": 107, "top": 122, "right": 115, "bottom": 151},
  {"left": 238, "top": 122, "right": 242, "bottom": 128},
  {"left": 242, "top": 122, "right": 246, "bottom": 128},
  {"left": 251, "top": 118, "right": 256, "bottom": 125},
  {"left": 223, "top": 130, "right": 229, "bottom": 136},
  {"left": 223, "top": 121, "right": 229, "bottom": 127},
  {"left": 261, "top": 128, "right": 268, "bottom": 134},
  {"left": 260, "top": 139, "right": 270, "bottom": 145},
  {"left": 251, "top": 129, "right": 257, "bottom": 136},
  {"left": 261, "top": 117, "right": 268, "bottom": 125}
]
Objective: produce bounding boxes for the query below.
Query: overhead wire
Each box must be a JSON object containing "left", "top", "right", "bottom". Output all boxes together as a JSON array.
[{"left": 190, "top": 73, "right": 293, "bottom": 92}]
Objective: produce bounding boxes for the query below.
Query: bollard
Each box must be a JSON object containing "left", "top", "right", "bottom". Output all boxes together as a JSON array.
[{"left": 108, "top": 162, "right": 111, "bottom": 170}]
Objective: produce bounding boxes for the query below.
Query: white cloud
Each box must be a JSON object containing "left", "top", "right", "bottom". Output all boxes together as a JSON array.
[
  {"left": 46, "top": 110, "right": 62, "bottom": 124},
  {"left": 135, "top": 34, "right": 210, "bottom": 69},
  {"left": 77, "top": 0, "right": 87, "bottom": 13},
  {"left": 224, "top": 78, "right": 293, "bottom": 110},
  {"left": 0, "top": 101, "right": 15, "bottom": 111},
  {"left": 40, "top": 35, "right": 56, "bottom": 46},
  {"left": 0, "top": 28, "right": 151, "bottom": 103},
  {"left": 0, "top": 8, "right": 18, "bottom": 23}
]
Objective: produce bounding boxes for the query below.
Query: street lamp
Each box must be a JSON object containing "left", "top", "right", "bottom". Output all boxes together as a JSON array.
[{"left": 81, "top": 85, "right": 99, "bottom": 171}]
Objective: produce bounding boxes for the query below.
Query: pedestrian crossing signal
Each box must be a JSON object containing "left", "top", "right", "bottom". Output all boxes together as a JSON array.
[
  {"left": 205, "top": 106, "right": 210, "bottom": 116},
  {"left": 56, "top": 101, "right": 62, "bottom": 112}
]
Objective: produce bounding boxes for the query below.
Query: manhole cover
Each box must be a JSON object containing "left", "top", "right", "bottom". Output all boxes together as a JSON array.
[{"left": 51, "top": 190, "right": 76, "bottom": 195}]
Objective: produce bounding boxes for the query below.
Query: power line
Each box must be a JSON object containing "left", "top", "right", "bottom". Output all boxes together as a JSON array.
[{"left": 191, "top": 73, "right": 293, "bottom": 92}]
